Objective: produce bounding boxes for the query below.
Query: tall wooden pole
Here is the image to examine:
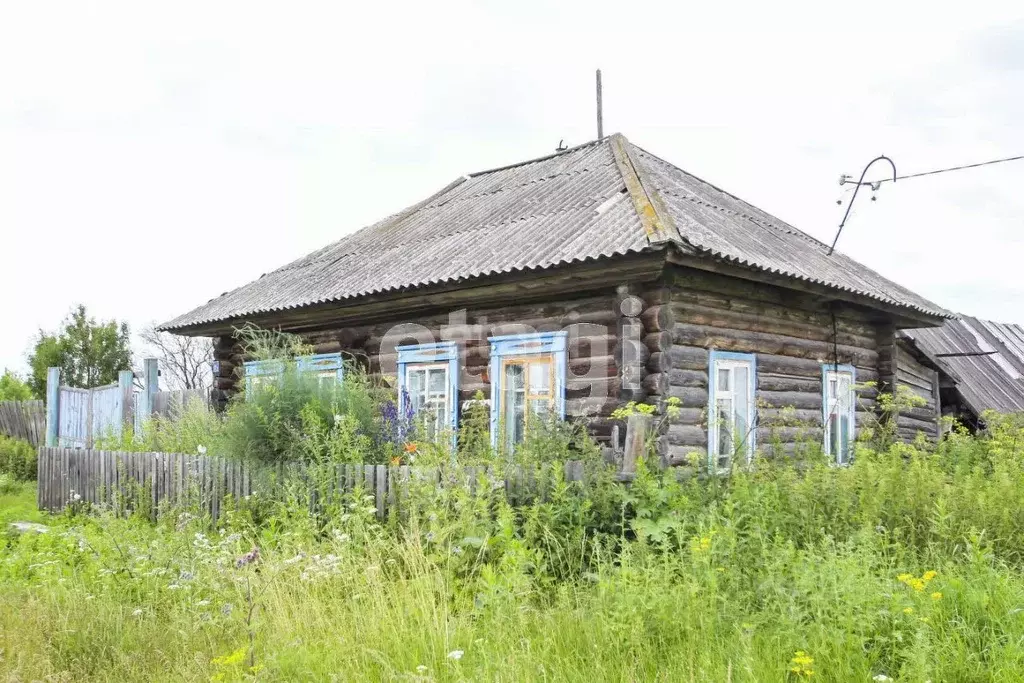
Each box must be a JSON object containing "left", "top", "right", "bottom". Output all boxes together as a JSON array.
[{"left": 596, "top": 69, "right": 604, "bottom": 139}]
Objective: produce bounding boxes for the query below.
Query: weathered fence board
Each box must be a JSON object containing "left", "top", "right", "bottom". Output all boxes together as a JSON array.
[
  {"left": 36, "top": 447, "right": 596, "bottom": 521},
  {"left": 0, "top": 400, "right": 46, "bottom": 446}
]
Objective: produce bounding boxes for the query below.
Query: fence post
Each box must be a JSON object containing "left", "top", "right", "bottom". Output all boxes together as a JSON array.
[
  {"left": 139, "top": 358, "right": 159, "bottom": 425},
  {"left": 45, "top": 367, "right": 60, "bottom": 448},
  {"left": 118, "top": 370, "right": 134, "bottom": 436},
  {"left": 621, "top": 413, "right": 650, "bottom": 476}
]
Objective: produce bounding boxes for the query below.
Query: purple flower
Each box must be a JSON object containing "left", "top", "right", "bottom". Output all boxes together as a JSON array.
[{"left": 235, "top": 546, "right": 260, "bottom": 568}]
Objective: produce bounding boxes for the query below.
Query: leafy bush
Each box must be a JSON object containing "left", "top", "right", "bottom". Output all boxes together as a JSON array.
[{"left": 0, "top": 435, "right": 37, "bottom": 481}]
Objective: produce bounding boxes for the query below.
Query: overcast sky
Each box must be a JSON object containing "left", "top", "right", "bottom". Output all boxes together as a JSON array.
[{"left": 2, "top": 2, "right": 1022, "bottom": 375}]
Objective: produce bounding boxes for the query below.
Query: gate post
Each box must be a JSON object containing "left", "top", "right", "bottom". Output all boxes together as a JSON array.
[
  {"left": 139, "top": 358, "right": 159, "bottom": 424},
  {"left": 118, "top": 370, "right": 134, "bottom": 436},
  {"left": 45, "top": 367, "right": 60, "bottom": 448}
]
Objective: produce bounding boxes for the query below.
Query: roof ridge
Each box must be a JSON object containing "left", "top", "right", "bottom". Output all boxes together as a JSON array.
[
  {"left": 607, "top": 134, "right": 687, "bottom": 247},
  {"left": 631, "top": 144, "right": 836, "bottom": 252}
]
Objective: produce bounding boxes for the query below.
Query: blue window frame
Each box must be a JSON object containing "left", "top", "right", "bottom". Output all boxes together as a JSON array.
[
  {"left": 708, "top": 350, "right": 757, "bottom": 470},
  {"left": 397, "top": 342, "right": 459, "bottom": 440},
  {"left": 488, "top": 331, "right": 568, "bottom": 450},
  {"left": 243, "top": 352, "right": 344, "bottom": 395},
  {"left": 822, "top": 363, "right": 856, "bottom": 464}
]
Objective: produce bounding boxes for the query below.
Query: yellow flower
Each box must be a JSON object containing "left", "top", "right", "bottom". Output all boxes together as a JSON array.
[
  {"left": 923, "top": 570, "right": 938, "bottom": 582},
  {"left": 903, "top": 607, "right": 914, "bottom": 615},
  {"left": 931, "top": 592, "right": 942, "bottom": 601},
  {"left": 788, "top": 651, "right": 815, "bottom": 678},
  {"left": 897, "top": 573, "right": 913, "bottom": 583},
  {"left": 716, "top": 567, "right": 726, "bottom": 573}
]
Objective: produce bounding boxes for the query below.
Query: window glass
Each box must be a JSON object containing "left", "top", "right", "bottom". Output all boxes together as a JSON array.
[
  {"left": 710, "top": 354, "right": 755, "bottom": 470},
  {"left": 504, "top": 363, "right": 526, "bottom": 449},
  {"left": 824, "top": 369, "right": 855, "bottom": 464}
]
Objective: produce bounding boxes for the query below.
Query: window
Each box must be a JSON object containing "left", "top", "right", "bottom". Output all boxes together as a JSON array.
[
  {"left": 489, "top": 332, "right": 567, "bottom": 450},
  {"left": 243, "top": 352, "right": 343, "bottom": 395},
  {"left": 397, "top": 342, "right": 459, "bottom": 440},
  {"left": 708, "top": 351, "right": 756, "bottom": 470},
  {"left": 822, "top": 364, "right": 856, "bottom": 464}
]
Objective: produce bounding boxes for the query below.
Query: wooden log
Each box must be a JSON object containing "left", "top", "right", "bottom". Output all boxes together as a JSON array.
[
  {"left": 642, "top": 373, "right": 669, "bottom": 396},
  {"left": 758, "top": 408, "right": 823, "bottom": 427},
  {"left": 668, "top": 368, "right": 708, "bottom": 388},
  {"left": 668, "top": 386, "right": 709, "bottom": 406},
  {"left": 757, "top": 374, "right": 821, "bottom": 393},
  {"left": 640, "top": 305, "right": 674, "bottom": 333},
  {"left": 671, "top": 323, "right": 878, "bottom": 368},
  {"left": 664, "top": 445, "right": 704, "bottom": 468},
  {"left": 667, "top": 345, "right": 710, "bottom": 371},
  {"left": 757, "top": 391, "right": 822, "bottom": 410},
  {"left": 569, "top": 355, "right": 617, "bottom": 378},
  {"left": 646, "top": 351, "right": 672, "bottom": 373},
  {"left": 670, "top": 300, "right": 877, "bottom": 349},
  {"left": 756, "top": 426, "right": 823, "bottom": 443},
  {"left": 665, "top": 423, "right": 708, "bottom": 446},
  {"left": 565, "top": 397, "right": 619, "bottom": 417},
  {"left": 643, "top": 331, "right": 672, "bottom": 354},
  {"left": 667, "top": 407, "right": 705, "bottom": 425},
  {"left": 614, "top": 339, "right": 651, "bottom": 366}
]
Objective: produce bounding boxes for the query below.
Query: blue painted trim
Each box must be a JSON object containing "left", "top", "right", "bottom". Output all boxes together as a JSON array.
[
  {"left": 296, "top": 352, "right": 344, "bottom": 382},
  {"left": 243, "top": 359, "right": 284, "bottom": 394},
  {"left": 821, "top": 363, "right": 856, "bottom": 463},
  {"left": 397, "top": 342, "right": 459, "bottom": 439},
  {"left": 488, "top": 331, "right": 568, "bottom": 448},
  {"left": 708, "top": 349, "right": 758, "bottom": 467}
]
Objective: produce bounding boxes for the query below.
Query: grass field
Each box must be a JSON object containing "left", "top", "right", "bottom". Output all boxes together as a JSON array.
[{"left": 5, "top": 419, "right": 1024, "bottom": 682}]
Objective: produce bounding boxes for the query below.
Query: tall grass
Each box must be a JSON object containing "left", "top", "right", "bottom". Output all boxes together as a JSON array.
[{"left": 4, "top": 416, "right": 1024, "bottom": 681}]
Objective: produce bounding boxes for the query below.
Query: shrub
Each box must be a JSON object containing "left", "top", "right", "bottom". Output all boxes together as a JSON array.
[{"left": 0, "top": 435, "right": 37, "bottom": 481}]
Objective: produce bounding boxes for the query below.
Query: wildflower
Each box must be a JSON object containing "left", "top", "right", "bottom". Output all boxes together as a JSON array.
[
  {"left": 235, "top": 546, "right": 260, "bottom": 569},
  {"left": 931, "top": 592, "right": 943, "bottom": 601},
  {"left": 873, "top": 676, "right": 893, "bottom": 682},
  {"left": 197, "top": 600, "right": 210, "bottom": 607},
  {"left": 168, "top": 584, "right": 181, "bottom": 590},
  {"left": 196, "top": 445, "right": 207, "bottom": 455},
  {"left": 132, "top": 609, "right": 144, "bottom": 617},
  {"left": 789, "top": 651, "right": 814, "bottom": 678},
  {"left": 903, "top": 607, "right": 914, "bottom": 615},
  {"left": 923, "top": 570, "right": 937, "bottom": 582},
  {"left": 447, "top": 650, "right": 464, "bottom": 661},
  {"left": 179, "top": 570, "right": 195, "bottom": 582},
  {"left": 716, "top": 567, "right": 726, "bottom": 573},
  {"left": 416, "top": 665, "right": 428, "bottom": 673},
  {"left": 405, "top": 442, "right": 418, "bottom": 454},
  {"left": 451, "top": 545, "right": 463, "bottom": 556},
  {"left": 221, "top": 603, "right": 233, "bottom": 616},
  {"left": 390, "top": 456, "right": 402, "bottom": 466}
]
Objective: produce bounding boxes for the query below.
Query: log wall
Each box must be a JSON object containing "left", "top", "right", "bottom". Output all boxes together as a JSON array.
[
  {"left": 212, "top": 289, "right": 630, "bottom": 443},
  {"left": 893, "top": 339, "right": 941, "bottom": 441},
  {"left": 653, "top": 266, "right": 882, "bottom": 465}
]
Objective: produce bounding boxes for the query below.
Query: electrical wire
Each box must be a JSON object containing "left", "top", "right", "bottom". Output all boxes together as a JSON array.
[{"left": 870, "top": 154, "right": 1024, "bottom": 184}]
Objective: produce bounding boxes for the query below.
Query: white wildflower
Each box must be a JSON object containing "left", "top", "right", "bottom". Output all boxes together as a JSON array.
[
  {"left": 416, "top": 665, "right": 428, "bottom": 673},
  {"left": 168, "top": 583, "right": 180, "bottom": 590},
  {"left": 132, "top": 609, "right": 144, "bottom": 617},
  {"left": 196, "top": 600, "right": 210, "bottom": 607},
  {"left": 873, "top": 676, "right": 893, "bottom": 682},
  {"left": 447, "top": 650, "right": 464, "bottom": 661},
  {"left": 284, "top": 554, "right": 304, "bottom": 565},
  {"left": 196, "top": 445, "right": 207, "bottom": 455}
]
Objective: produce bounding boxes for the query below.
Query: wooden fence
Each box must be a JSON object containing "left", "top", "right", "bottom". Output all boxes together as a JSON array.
[
  {"left": 0, "top": 400, "right": 45, "bottom": 446},
  {"left": 36, "top": 447, "right": 600, "bottom": 520}
]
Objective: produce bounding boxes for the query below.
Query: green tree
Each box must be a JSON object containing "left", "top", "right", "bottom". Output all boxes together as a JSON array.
[
  {"left": 27, "top": 305, "right": 133, "bottom": 397},
  {"left": 0, "top": 369, "right": 32, "bottom": 401}
]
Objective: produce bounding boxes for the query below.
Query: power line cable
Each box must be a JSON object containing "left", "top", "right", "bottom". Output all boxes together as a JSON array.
[{"left": 865, "top": 154, "right": 1024, "bottom": 185}]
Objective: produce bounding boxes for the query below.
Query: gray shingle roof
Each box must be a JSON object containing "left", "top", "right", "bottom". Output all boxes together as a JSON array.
[
  {"left": 161, "top": 134, "right": 948, "bottom": 332},
  {"left": 901, "top": 316, "right": 1024, "bottom": 416}
]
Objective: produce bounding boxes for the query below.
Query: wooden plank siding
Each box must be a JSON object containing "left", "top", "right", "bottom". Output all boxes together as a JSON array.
[
  {"left": 894, "top": 339, "right": 941, "bottom": 440},
  {"left": 0, "top": 400, "right": 45, "bottom": 446}
]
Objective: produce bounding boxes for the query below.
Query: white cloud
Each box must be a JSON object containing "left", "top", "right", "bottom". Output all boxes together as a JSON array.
[{"left": 2, "top": 0, "right": 1023, "bottom": 373}]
